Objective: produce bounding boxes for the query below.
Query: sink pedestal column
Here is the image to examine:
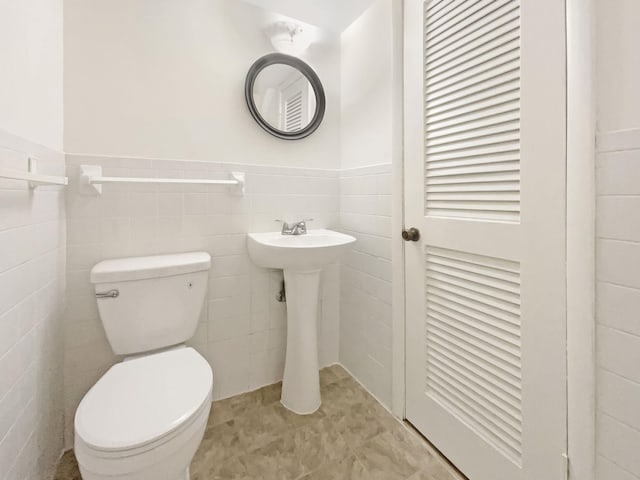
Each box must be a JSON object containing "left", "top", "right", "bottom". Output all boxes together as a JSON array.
[{"left": 280, "top": 269, "right": 321, "bottom": 414}]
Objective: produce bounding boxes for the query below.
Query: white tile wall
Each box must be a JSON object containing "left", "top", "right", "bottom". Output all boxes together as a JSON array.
[
  {"left": 63, "top": 154, "right": 341, "bottom": 447},
  {"left": 338, "top": 164, "right": 393, "bottom": 407},
  {"left": 596, "top": 130, "right": 640, "bottom": 480},
  {"left": 0, "top": 130, "right": 66, "bottom": 479}
]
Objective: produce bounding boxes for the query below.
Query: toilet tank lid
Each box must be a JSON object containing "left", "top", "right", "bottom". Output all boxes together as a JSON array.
[{"left": 91, "top": 252, "right": 211, "bottom": 283}]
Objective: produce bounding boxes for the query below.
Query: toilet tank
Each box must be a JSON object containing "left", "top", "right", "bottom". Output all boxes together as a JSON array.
[{"left": 90, "top": 252, "right": 211, "bottom": 355}]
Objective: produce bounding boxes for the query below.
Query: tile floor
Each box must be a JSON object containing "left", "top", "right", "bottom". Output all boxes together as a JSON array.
[{"left": 55, "top": 365, "right": 464, "bottom": 480}]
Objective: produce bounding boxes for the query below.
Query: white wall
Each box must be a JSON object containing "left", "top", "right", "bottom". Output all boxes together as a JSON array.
[
  {"left": 0, "top": 2, "right": 65, "bottom": 476},
  {"left": 0, "top": 0, "right": 64, "bottom": 151},
  {"left": 340, "top": 0, "right": 393, "bottom": 170},
  {"left": 63, "top": 155, "right": 340, "bottom": 446},
  {"left": 338, "top": 0, "right": 395, "bottom": 408},
  {"left": 596, "top": 0, "right": 640, "bottom": 134},
  {"left": 63, "top": 0, "right": 341, "bottom": 170},
  {"left": 595, "top": 1, "right": 640, "bottom": 478},
  {"left": 240, "top": 0, "right": 375, "bottom": 33},
  {"left": 0, "top": 134, "right": 66, "bottom": 480},
  {"left": 339, "top": 165, "right": 393, "bottom": 405}
]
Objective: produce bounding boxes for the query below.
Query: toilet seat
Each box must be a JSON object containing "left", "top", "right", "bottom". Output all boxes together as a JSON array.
[{"left": 75, "top": 347, "right": 212, "bottom": 455}]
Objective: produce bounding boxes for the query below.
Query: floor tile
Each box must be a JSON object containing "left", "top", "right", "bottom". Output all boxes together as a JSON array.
[
  {"left": 408, "top": 459, "right": 466, "bottom": 480},
  {"left": 54, "top": 366, "right": 465, "bottom": 480},
  {"left": 235, "top": 434, "right": 310, "bottom": 479},
  {"left": 300, "top": 454, "right": 369, "bottom": 480},
  {"left": 326, "top": 402, "right": 386, "bottom": 448},
  {"left": 53, "top": 450, "right": 81, "bottom": 480},
  {"left": 326, "top": 364, "right": 350, "bottom": 381},
  {"left": 354, "top": 431, "right": 421, "bottom": 480},
  {"left": 319, "top": 366, "right": 339, "bottom": 388}
]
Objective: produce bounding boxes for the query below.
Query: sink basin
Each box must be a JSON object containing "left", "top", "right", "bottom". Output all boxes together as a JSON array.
[
  {"left": 247, "top": 229, "right": 356, "bottom": 271},
  {"left": 247, "top": 229, "right": 356, "bottom": 415}
]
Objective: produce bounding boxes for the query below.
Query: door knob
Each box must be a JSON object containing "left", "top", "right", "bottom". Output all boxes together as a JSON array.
[{"left": 402, "top": 227, "right": 420, "bottom": 242}]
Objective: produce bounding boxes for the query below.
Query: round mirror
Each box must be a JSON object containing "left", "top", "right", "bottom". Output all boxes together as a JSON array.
[{"left": 245, "top": 53, "right": 326, "bottom": 140}]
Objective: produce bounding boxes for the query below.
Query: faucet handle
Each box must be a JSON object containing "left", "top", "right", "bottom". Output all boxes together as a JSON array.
[
  {"left": 275, "top": 219, "right": 291, "bottom": 235},
  {"left": 295, "top": 218, "right": 313, "bottom": 235}
]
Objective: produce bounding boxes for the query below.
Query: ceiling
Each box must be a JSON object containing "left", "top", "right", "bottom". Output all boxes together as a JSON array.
[{"left": 239, "top": 0, "right": 377, "bottom": 33}]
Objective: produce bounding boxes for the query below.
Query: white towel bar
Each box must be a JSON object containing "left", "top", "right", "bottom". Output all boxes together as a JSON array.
[
  {"left": 89, "top": 176, "right": 239, "bottom": 186},
  {"left": 0, "top": 158, "right": 68, "bottom": 187},
  {"left": 79, "top": 165, "right": 245, "bottom": 195}
]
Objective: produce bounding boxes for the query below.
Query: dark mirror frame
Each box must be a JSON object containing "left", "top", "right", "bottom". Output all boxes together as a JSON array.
[{"left": 244, "top": 53, "right": 326, "bottom": 141}]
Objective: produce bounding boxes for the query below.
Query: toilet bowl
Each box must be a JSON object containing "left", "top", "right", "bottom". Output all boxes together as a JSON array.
[
  {"left": 74, "top": 252, "right": 213, "bottom": 480},
  {"left": 74, "top": 348, "right": 212, "bottom": 480}
]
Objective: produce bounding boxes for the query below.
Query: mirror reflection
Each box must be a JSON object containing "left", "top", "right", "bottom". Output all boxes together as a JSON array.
[{"left": 252, "top": 64, "right": 317, "bottom": 134}]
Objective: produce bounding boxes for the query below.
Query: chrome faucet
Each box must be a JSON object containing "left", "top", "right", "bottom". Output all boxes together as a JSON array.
[{"left": 277, "top": 219, "right": 313, "bottom": 235}]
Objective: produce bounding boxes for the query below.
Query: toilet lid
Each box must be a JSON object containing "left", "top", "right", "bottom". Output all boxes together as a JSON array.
[{"left": 75, "top": 347, "right": 212, "bottom": 452}]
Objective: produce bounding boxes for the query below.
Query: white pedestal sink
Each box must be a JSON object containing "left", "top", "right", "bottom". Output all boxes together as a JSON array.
[{"left": 247, "top": 229, "right": 356, "bottom": 414}]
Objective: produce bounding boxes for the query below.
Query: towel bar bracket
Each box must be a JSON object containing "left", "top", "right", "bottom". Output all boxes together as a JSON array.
[{"left": 0, "top": 157, "right": 69, "bottom": 188}]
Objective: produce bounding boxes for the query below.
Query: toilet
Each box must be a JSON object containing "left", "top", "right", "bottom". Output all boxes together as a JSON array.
[{"left": 74, "top": 252, "right": 213, "bottom": 480}]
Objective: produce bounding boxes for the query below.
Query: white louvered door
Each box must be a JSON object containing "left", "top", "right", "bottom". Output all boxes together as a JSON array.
[
  {"left": 404, "top": 1, "right": 567, "bottom": 479},
  {"left": 281, "top": 75, "right": 310, "bottom": 133}
]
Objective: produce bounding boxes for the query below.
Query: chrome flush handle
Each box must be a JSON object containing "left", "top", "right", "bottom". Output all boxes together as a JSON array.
[{"left": 95, "top": 289, "right": 119, "bottom": 299}]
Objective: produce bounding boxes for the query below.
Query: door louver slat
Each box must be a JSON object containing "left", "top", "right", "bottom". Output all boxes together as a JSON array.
[
  {"left": 426, "top": 3, "right": 519, "bottom": 65},
  {"left": 425, "top": 101, "right": 519, "bottom": 137},
  {"left": 427, "top": 365, "right": 522, "bottom": 439},
  {"left": 427, "top": 286, "right": 520, "bottom": 327},
  {"left": 426, "top": 19, "right": 519, "bottom": 75},
  {"left": 426, "top": 0, "right": 486, "bottom": 40},
  {"left": 426, "top": 0, "right": 513, "bottom": 48},
  {"left": 427, "top": 349, "right": 522, "bottom": 420},
  {"left": 424, "top": 0, "right": 521, "bottom": 222},
  {"left": 427, "top": 328, "right": 522, "bottom": 395},
  {"left": 426, "top": 0, "right": 457, "bottom": 16},
  {"left": 425, "top": 246, "right": 523, "bottom": 464},
  {"left": 428, "top": 316, "right": 520, "bottom": 367},
  {"left": 427, "top": 291, "right": 520, "bottom": 333},
  {"left": 427, "top": 376, "right": 523, "bottom": 460},
  {"left": 428, "top": 302, "right": 520, "bottom": 347},
  {"left": 426, "top": 171, "right": 519, "bottom": 185},
  {"left": 425, "top": 34, "right": 519, "bottom": 82}
]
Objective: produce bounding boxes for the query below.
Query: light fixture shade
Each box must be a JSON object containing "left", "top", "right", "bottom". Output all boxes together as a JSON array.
[{"left": 266, "top": 21, "right": 312, "bottom": 56}]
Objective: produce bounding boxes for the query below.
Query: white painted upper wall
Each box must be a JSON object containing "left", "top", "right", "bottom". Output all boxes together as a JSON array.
[
  {"left": 0, "top": 0, "right": 63, "bottom": 150},
  {"left": 340, "top": 0, "right": 393, "bottom": 170},
  {"left": 240, "top": 0, "right": 376, "bottom": 33},
  {"left": 596, "top": 0, "right": 640, "bottom": 132},
  {"left": 64, "top": 0, "right": 341, "bottom": 169}
]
